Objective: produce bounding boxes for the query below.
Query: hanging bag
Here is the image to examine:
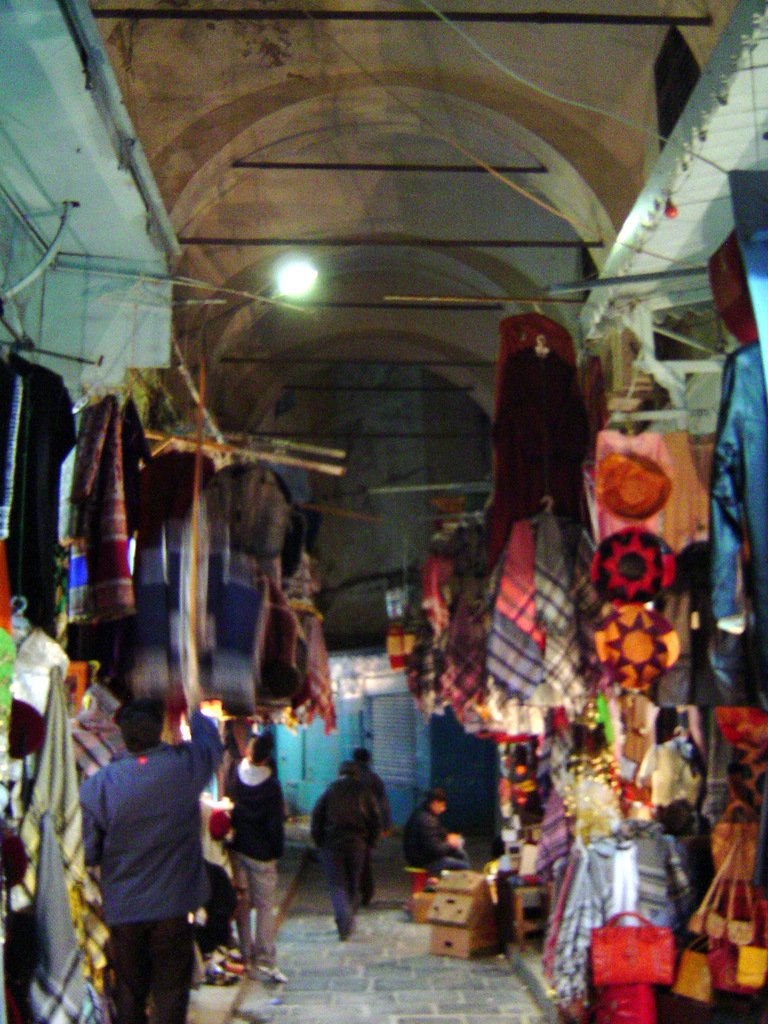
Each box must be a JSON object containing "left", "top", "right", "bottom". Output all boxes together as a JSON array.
[
  {"left": 689, "top": 842, "right": 734, "bottom": 935},
  {"left": 736, "top": 944, "right": 768, "bottom": 989},
  {"left": 592, "top": 982, "right": 656, "bottom": 1024},
  {"left": 590, "top": 911, "right": 675, "bottom": 987},
  {"left": 711, "top": 802, "right": 758, "bottom": 883},
  {"left": 671, "top": 935, "right": 713, "bottom": 1005},
  {"left": 725, "top": 878, "right": 756, "bottom": 947}
]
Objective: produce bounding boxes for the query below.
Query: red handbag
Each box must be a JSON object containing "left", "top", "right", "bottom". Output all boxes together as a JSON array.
[
  {"left": 707, "top": 939, "right": 760, "bottom": 996},
  {"left": 592, "top": 983, "right": 656, "bottom": 1024},
  {"left": 591, "top": 912, "right": 675, "bottom": 987}
]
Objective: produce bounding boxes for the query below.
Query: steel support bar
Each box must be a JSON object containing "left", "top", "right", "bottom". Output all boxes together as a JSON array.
[
  {"left": 231, "top": 160, "right": 547, "bottom": 173},
  {"left": 179, "top": 236, "right": 601, "bottom": 249},
  {"left": 220, "top": 356, "right": 494, "bottom": 367},
  {"left": 284, "top": 383, "right": 473, "bottom": 392},
  {"left": 279, "top": 300, "right": 504, "bottom": 310},
  {"left": 93, "top": 9, "right": 711, "bottom": 26}
]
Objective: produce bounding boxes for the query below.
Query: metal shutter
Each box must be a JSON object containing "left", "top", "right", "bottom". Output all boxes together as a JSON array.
[{"left": 369, "top": 693, "right": 416, "bottom": 787}]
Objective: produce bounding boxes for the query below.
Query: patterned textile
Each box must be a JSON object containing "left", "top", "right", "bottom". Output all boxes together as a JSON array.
[
  {"left": 129, "top": 451, "right": 215, "bottom": 707},
  {"left": 496, "top": 520, "right": 544, "bottom": 646},
  {"left": 486, "top": 609, "right": 543, "bottom": 702},
  {"left": 534, "top": 511, "right": 572, "bottom": 635},
  {"left": 67, "top": 396, "right": 134, "bottom": 622},
  {"left": 15, "top": 665, "right": 109, "bottom": 988},
  {"left": 0, "top": 373, "right": 24, "bottom": 539},
  {"left": 551, "top": 839, "right": 614, "bottom": 1008},
  {"left": 440, "top": 589, "right": 487, "bottom": 718},
  {"left": 28, "top": 812, "right": 91, "bottom": 1024},
  {"left": 421, "top": 554, "right": 452, "bottom": 638},
  {"left": 70, "top": 685, "right": 126, "bottom": 781},
  {"left": 623, "top": 820, "right": 695, "bottom": 931},
  {"left": 536, "top": 788, "right": 572, "bottom": 881},
  {"left": 406, "top": 616, "right": 445, "bottom": 718},
  {"left": 293, "top": 611, "right": 336, "bottom": 733}
]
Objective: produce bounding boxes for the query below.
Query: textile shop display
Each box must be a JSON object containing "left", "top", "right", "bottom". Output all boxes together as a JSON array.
[
  {"left": 0, "top": 355, "right": 75, "bottom": 637},
  {"left": 486, "top": 512, "right": 604, "bottom": 718},
  {"left": 66, "top": 395, "right": 150, "bottom": 625},
  {"left": 486, "top": 314, "right": 589, "bottom": 570},
  {"left": 710, "top": 341, "right": 768, "bottom": 710}
]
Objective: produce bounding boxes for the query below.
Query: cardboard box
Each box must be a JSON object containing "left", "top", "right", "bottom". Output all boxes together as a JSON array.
[
  {"left": 433, "top": 870, "right": 488, "bottom": 896},
  {"left": 429, "top": 921, "right": 498, "bottom": 959},
  {"left": 427, "top": 890, "right": 493, "bottom": 929},
  {"left": 410, "top": 890, "right": 435, "bottom": 924}
]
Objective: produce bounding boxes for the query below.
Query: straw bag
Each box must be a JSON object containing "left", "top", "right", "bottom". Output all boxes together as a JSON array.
[
  {"left": 671, "top": 936, "right": 713, "bottom": 1005},
  {"left": 689, "top": 843, "right": 734, "bottom": 936}
]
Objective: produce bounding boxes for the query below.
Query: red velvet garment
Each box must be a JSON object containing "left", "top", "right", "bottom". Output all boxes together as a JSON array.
[{"left": 487, "top": 343, "right": 589, "bottom": 570}]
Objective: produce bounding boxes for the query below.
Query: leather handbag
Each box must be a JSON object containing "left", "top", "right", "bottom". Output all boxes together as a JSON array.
[
  {"left": 592, "top": 982, "right": 656, "bottom": 1024},
  {"left": 707, "top": 939, "right": 758, "bottom": 996},
  {"left": 590, "top": 912, "right": 675, "bottom": 987},
  {"left": 671, "top": 936, "right": 713, "bottom": 1004},
  {"left": 736, "top": 944, "right": 768, "bottom": 989},
  {"left": 726, "top": 880, "right": 756, "bottom": 946}
]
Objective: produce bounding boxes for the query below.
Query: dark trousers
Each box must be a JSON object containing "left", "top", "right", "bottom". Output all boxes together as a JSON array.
[
  {"left": 360, "top": 845, "right": 374, "bottom": 906},
  {"left": 109, "top": 916, "right": 194, "bottom": 1024},
  {"left": 319, "top": 839, "right": 367, "bottom": 937}
]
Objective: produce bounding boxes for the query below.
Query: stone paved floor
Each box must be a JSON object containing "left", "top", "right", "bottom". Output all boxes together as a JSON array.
[{"left": 189, "top": 832, "right": 547, "bottom": 1024}]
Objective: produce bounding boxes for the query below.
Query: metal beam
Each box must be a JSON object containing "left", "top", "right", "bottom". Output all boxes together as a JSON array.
[
  {"left": 93, "top": 9, "right": 711, "bottom": 26},
  {"left": 231, "top": 159, "right": 547, "bottom": 174},
  {"left": 283, "top": 383, "right": 473, "bottom": 392},
  {"left": 549, "top": 265, "right": 708, "bottom": 294},
  {"left": 251, "top": 430, "right": 487, "bottom": 439},
  {"left": 278, "top": 300, "right": 504, "bottom": 311},
  {"left": 179, "top": 236, "right": 602, "bottom": 249},
  {"left": 220, "top": 356, "right": 494, "bottom": 367}
]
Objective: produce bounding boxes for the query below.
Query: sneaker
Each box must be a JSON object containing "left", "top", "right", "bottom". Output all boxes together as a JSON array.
[{"left": 253, "top": 964, "right": 288, "bottom": 984}]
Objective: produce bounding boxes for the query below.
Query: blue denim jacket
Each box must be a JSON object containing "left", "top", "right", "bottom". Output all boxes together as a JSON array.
[
  {"left": 80, "top": 709, "right": 223, "bottom": 925},
  {"left": 710, "top": 342, "right": 768, "bottom": 703}
]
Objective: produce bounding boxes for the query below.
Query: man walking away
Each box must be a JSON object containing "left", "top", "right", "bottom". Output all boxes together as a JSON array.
[
  {"left": 403, "top": 786, "right": 470, "bottom": 877},
  {"left": 352, "top": 747, "right": 391, "bottom": 906},
  {"left": 80, "top": 698, "right": 223, "bottom": 1024},
  {"left": 311, "top": 761, "right": 381, "bottom": 940}
]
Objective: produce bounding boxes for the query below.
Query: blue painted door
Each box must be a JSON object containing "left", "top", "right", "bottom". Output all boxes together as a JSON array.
[{"left": 429, "top": 708, "right": 497, "bottom": 836}]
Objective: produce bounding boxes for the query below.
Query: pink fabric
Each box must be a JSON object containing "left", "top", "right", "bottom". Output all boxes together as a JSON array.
[
  {"left": 594, "top": 430, "right": 674, "bottom": 541},
  {"left": 497, "top": 519, "right": 545, "bottom": 649}
]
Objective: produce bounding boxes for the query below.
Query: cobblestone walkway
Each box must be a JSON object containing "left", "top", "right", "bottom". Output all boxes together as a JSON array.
[{"left": 225, "top": 845, "right": 546, "bottom": 1024}]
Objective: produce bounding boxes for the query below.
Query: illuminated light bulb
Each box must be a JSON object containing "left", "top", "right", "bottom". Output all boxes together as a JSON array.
[{"left": 276, "top": 259, "right": 318, "bottom": 297}]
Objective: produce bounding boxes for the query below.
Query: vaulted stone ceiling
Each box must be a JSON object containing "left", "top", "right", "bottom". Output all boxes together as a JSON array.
[{"left": 88, "top": 1, "right": 742, "bottom": 646}]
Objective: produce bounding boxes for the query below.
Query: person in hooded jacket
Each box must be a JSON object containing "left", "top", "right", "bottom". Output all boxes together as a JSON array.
[
  {"left": 226, "top": 730, "right": 287, "bottom": 983},
  {"left": 311, "top": 761, "right": 381, "bottom": 940}
]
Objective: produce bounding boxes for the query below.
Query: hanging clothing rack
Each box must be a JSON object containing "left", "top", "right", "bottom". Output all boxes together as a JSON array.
[{"left": 144, "top": 430, "right": 346, "bottom": 477}]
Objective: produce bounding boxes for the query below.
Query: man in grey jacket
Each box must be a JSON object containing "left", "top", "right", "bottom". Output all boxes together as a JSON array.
[{"left": 80, "top": 698, "right": 223, "bottom": 1024}]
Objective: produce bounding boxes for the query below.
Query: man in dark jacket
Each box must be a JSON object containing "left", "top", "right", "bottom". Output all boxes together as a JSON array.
[
  {"left": 403, "top": 787, "right": 470, "bottom": 876},
  {"left": 80, "top": 699, "right": 223, "bottom": 1024},
  {"left": 352, "top": 747, "right": 391, "bottom": 906},
  {"left": 311, "top": 761, "right": 381, "bottom": 940}
]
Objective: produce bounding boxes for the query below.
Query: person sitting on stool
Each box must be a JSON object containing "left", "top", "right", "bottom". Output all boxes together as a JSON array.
[{"left": 403, "top": 787, "right": 470, "bottom": 878}]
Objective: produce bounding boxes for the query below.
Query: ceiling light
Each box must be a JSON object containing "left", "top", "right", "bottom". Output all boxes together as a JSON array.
[{"left": 276, "top": 259, "right": 318, "bottom": 297}]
